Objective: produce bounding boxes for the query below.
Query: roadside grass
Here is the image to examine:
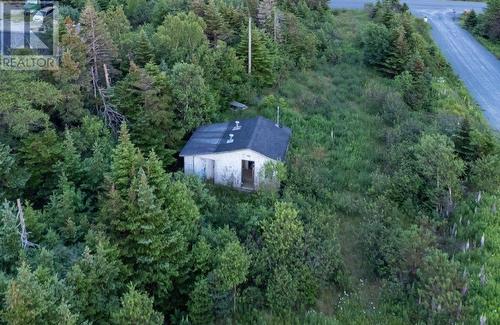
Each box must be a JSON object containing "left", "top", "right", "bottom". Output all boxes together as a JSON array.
[
  {"left": 475, "top": 35, "right": 500, "bottom": 59},
  {"left": 459, "top": 18, "right": 500, "bottom": 59}
]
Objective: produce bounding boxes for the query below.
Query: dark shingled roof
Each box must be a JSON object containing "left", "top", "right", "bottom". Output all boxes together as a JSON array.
[{"left": 180, "top": 116, "right": 291, "bottom": 161}]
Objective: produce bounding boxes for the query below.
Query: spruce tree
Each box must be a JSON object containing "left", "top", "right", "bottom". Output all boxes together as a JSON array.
[
  {"left": 114, "top": 64, "right": 178, "bottom": 165},
  {"left": 111, "top": 168, "right": 180, "bottom": 304},
  {"left": 188, "top": 277, "right": 214, "bottom": 325},
  {"left": 110, "top": 123, "right": 144, "bottom": 190},
  {"left": 0, "top": 144, "right": 27, "bottom": 201},
  {"left": 0, "top": 202, "right": 21, "bottom": 274},
  {"left": 51, "top": 51, "right": 87, "bottom": 125},
  {"left": 464, "top": 10, "right": 478, "bottom": 29},
  {"left": 4, "top": 262, "right": 78, "bottom": 324},
  {"left": 19, "top": 129, "right": 63, "bottom": 205},
  {"left": 203, "top": 0, "right": 230, "bottom": 42},
  {"left": 238, "top": 27, "right": 275, "bottom": 87},
  {"left": 453, "top": 118, "right": 477, "bottom": 164},
  {"left": 56, "top": 130, "right": 83, "bottom": 185},
  {"left": 67, "top": 236, "right": 127, "bottom": 322},
  {"left": 111, "top": 284, "right": 164, "bottom": 325},
  {"left": 44, "top": 174, "right": 86, "bottom": 242},
  {"left": 134, "top": 29, "right": 154, "bottom": 66}
]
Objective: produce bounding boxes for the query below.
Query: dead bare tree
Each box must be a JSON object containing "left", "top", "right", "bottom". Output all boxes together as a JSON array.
[
  {"left": 256, "top": 0, "right": 283, "bottom": 42},
  {"left": 98, "top": 87, "right": 125, "bottom": 133},
  {"left": 256, "top": 0, "right": 275, "bottom": 26},
  {"left": 16, "top": 199, "right": 37, "bottom": 250},
  {"left": 80, "top": 1, "right": 123, "bottom": 133}
]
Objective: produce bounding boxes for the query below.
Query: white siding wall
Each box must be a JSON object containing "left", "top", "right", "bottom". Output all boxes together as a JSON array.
[
  {"left": 184, "top": 156, "right": 195, "bottom": 175},
  {"left": 183, "top": 149, "right": 274, "bottom": 190}
]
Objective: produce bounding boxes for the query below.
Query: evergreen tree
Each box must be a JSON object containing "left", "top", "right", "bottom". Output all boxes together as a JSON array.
[
  {"left": 266, "top": 265, "right": 298, "bottom": 314},
  {"left": 0, "top": 202, "right": 21, "bottom": 274},
  {"left": 188, "top": 277, "right": 214, "bottom": 325},
  {"left": 202, "top": 0, "right": 231, "bottom": 42},
  {"left": 56, "top": 130, "right": 83, "bottom": 185},
  {"left": 110, "top": 123, "right": 144, "bottom": 190},
  {"left": 44, "top": 175, "right": 86, "bottom": 243},
  {"left": 67, "top": 236, "right": 127, "bottom": 322},
  {"left": 163, "top": 179, "right": 201, "bottom": 242},
  {"left": 200, "top": 40, "right": 248, "bottom": 104},
  {"left": 19, "top": 129, "right": 63, "bottom": 205},
  {"left": 4, "top": 262, "right": 77, "bottom": 324},
  {"left": 484, "top": 0, "right": 500, "bottom": 41},
  {"left": 396, "top": 54, "right": 431, "bottom": 110},
  {"left": 382, "top": 25, "right": 411, "bottom": 76},
  {"left": 114, "top": 64, "right": 178, "bottom": 165},
  {"left": 470, "top": 154, "right": 500, "bottom": 194},
  {"left": 261, "top": 202, "right": 304, "bottom": 269},
  {"left": 102, "top": 5, "right": 131, "bottom": 46},
  {"left": 51, "top": 51, "right": 87, "bottom": 125},
  {"left": 106, "top": 151, "right": 186, "bottom": 306},
  {"left": 363, "top": 22, "right": 391, "bottom": 69},
  {"left": 453, "top": 118, "right": 477, "bottom": 164},
  {"left": 124, "top": 0, "right": 152, "bottom": 26},
  {"left": 0, "top": 71, "right": 60, "bottom": 142},
  {"left": 464, "top": 10, "right": 478, "bottom": 29},
  {"left": 237, "top": 26, "right": 276, "bottom": 87},
  {"left": 111, "top": 284, "right": 164, "bottom": 325},
  {"left": 134, "top": 29, "right": 154, "bottom": 66},
  {"left": 0, "top": 144, "right": 27, "bottom": 201}
]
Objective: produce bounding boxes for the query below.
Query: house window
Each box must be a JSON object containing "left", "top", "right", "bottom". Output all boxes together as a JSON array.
[{"left": 241, "top": 160, "right": 255, "bottom": 189}]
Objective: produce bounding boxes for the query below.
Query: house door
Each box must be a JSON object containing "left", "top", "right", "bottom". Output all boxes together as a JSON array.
[
  {"left": 241, "top": 160, "right": 255, "bottom": 189},
  {"left": 202, "top": 159, "right": 215, "bottom": 183}
]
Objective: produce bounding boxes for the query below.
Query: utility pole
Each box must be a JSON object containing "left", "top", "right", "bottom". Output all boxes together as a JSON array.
[
  {"left": 248, "top": 16, "right": 252, "bottom": 75},
  {"left": 276, "top": 106, "right": 280, "bottom": 127}
]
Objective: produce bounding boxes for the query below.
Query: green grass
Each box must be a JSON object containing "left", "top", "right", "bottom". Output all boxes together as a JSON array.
[
  {"left": 475, "top": 35, "right": 500, "bottom": 59},
  {"left": 460, "top": 19, "right": 500, "bottom": 59},
  {"left": 260, "top": 11, "right": 390, "bottom": 317}
]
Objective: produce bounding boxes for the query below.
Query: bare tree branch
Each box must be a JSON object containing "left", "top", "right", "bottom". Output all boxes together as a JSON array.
[{"left": 16, "top": 199, "right": 38, "bottom": 250}]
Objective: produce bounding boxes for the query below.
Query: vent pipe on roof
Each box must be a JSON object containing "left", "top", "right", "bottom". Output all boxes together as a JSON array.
[
  {"left": 227, "top": 133, "right": 234, "bottom": 143},
  {"left": 233, "top": 121, "right": 241, "bottom": 130}
]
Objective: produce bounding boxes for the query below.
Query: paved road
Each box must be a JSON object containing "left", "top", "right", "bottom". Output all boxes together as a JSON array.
[{"left": 330, "top": 0, "right": 500, "bottom": 131}]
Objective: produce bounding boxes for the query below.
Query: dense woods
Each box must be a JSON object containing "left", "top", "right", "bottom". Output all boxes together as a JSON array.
[{"left": 0, "top": 0, "right": 499, "bottom": 323}]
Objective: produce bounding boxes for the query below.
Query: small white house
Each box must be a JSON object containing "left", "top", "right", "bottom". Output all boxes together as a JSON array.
[{"left": 180, "top": 116, "right": 292, "bottom": 191}]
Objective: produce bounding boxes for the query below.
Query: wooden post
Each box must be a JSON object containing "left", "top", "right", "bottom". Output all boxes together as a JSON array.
[{"left": 248, "top": 17, "right": 252, "bottom": 75}]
